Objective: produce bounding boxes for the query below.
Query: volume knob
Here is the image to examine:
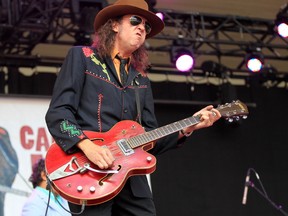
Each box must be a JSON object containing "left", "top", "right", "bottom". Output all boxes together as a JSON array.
[
  {"left": 77, "top": 186, "right": 83, "bottom": 192},
  {"left": 90, "top": 186, "right": 96, "bottom": 193}
]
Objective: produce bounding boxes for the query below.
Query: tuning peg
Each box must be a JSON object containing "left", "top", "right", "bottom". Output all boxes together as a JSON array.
[
  {"left": 242, "top": 115, "right": 248, "bottom": 119},
  {"left": 227, "top": 118, "right": 234, "bottom": 123}
]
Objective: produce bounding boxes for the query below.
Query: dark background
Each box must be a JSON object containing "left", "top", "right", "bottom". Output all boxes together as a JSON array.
[{"left": 151, "top": 81, "right": 288, "bottom": 216}]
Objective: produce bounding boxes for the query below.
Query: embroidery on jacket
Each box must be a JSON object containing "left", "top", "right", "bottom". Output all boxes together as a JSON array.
[
  {"left": 85, "top": 71, "right": 123, "bottom": 90},
  {"left": 60, "top": 120, "right": 82, "bottom": 137},
  {"left": 98, "top": 94, "right": 103, "bottom": 132},
  {"left": 82, "top": 47, "right": 111, "bottom": 81}
]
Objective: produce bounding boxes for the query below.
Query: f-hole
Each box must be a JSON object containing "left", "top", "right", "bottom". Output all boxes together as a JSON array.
[{"left": 99, "top": 165, "right": 122, "bottom": 186}]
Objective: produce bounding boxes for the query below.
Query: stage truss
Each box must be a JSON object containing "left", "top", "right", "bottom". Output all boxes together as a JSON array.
[{"left": 0, "top": 0, "right": 288, "bottom": 82}]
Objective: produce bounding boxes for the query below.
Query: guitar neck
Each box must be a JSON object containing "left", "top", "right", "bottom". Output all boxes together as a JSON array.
[
  {"left": 127, "top": 100, "right": 249, "bottom": 149},
  {"left": 128, "top": 115, "right": 201, "bottom": 149}
]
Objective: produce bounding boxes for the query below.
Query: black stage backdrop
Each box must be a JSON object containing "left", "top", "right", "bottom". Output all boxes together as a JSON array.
[{"left": 151, "top": 81, "right": 288, "bottom": 216}]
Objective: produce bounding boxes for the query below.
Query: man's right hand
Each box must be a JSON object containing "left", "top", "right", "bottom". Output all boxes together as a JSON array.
[{"left": 77, "top": 139, "right": 115, "bottom": 169}]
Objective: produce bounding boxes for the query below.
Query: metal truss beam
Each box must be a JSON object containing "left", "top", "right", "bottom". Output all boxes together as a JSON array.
[
  {"left": 0, "top": 3, "right": 288, "bottom": 80},
  {"left": 0, "top": 0, "right": 73, "bottom": 55},
  {"left": 150, "top": 9, "right": 288, "bottom": 74}
]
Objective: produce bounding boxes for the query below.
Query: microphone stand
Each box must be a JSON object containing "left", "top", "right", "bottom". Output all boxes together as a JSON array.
[{"left": 247, "top": 180, "right": 288, "bottom": 216}]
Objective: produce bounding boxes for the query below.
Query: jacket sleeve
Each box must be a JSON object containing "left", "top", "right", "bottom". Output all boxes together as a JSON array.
[{"left": 45, "top": 47, "right": 88, "bottom": 153}]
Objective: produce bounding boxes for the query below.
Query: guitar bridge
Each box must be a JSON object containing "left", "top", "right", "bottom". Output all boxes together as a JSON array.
[{"left": 117, "top": 139, "right": 134, "bottom": 155}]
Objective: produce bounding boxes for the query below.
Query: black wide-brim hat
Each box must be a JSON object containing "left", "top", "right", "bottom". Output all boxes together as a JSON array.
[{"left": 94, "top": 0, "right": 164, "bottom": 38}]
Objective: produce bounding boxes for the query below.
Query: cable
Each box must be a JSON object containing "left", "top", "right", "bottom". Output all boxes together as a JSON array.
[
  {"left": 244, "top": 168, "right": 288, "bottom": 216},
  {"left": 44, "top": 186, "right": 51, "bottom": 216},
  {"left": 46, "top": 178, "right": 86, "bottom": 215},
  {"left": 249, "top": 168, "right": 269, "bottom": 198}
]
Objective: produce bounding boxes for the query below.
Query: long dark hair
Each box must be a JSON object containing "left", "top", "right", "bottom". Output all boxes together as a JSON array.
[{"left": 92, "top": 18, "right": 150, "bottom": 74}]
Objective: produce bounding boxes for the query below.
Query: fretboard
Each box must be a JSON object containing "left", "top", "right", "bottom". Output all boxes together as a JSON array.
[{"left": 128, "top": 115, "right": 201, "bottom": 149}]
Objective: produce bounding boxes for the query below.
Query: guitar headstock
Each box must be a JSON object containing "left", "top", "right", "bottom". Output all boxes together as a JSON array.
[{"left": 217, "top": 100, "right": 249, "bottom": 122}]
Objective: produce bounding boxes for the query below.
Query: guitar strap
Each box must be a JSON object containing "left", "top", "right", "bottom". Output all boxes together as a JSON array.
[{"left": 133, "top": 75, "right": 142, "bottom": 125}]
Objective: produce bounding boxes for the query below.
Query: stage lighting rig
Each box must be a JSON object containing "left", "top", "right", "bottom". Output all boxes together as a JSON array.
[
  {"left": 244, "top": 47, "right": 265, "bottom": 73},
  {"left": 201, "top": 61, "right": 228, "bottom": 78},
  {"left": 275, "top": 3, "right": 288, "bottom": 38},
  {"left": 171, "top": 40, "right": 195, "bottom": 72}
]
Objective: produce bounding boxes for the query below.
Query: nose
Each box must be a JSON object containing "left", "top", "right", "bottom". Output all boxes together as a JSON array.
[{"left": 137, "top": 22, "right": 145, "bottom": 31}]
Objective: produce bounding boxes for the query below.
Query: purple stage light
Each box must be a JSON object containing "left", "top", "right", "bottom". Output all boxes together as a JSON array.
[
  {"left": 156, "top": 12, "right": 164, "bottom": 21},
  {"left": 175, "top": 54, "right": 194, "bottom": 72}
]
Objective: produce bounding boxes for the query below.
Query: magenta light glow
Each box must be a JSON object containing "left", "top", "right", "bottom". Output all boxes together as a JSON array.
[
  {"left": 175, "top": 54, "right": 194, "bottom": 72},
  {"left": 156, "top": 12, "right": 164, "bottom": 21}
]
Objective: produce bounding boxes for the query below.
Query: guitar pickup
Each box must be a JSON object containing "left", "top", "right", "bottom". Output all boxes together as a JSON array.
[{"left": 117, "top": 139, "right": 134, "bottom": 156}]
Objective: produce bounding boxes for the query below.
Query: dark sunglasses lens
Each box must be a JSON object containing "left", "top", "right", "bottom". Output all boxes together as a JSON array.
[
  {"left": 145, "top": 23, "right": 151, "bottom": 34},
  {"left": 130, "top": 16, "right": 152, "bottom": 34},
  {"left": 130, "top": 16, "right": 142, "bottom": 26}
]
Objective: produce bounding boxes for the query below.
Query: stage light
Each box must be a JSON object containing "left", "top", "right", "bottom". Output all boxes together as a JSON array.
[
  {"left": 275, "top": 3, "right": 288, "bottom": 38},
  {"left": 173, "top": 50, "right": 194, "bottom": 72},
  {"left": 245, "top": 52, "right": 264, "bottom": 73},
  {"left": 277, "top": 23, "right": 288, "bottom": 38},
  {"left": 144, "top": 0, "right": 164, "bottom": 21},
  {"left": 171, "top": 45, "right": 194, "bottom": 72},
  {"left": 156, "top": 12, "right": 164, "bottom": 21},
  {"left": 175, "top": 54, "right": 194, "bottom": 72}
]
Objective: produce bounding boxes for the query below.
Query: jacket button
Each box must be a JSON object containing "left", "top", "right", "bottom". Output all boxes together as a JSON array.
[{"left": 124, "top": 109, "right": 128, "bottom": 113}]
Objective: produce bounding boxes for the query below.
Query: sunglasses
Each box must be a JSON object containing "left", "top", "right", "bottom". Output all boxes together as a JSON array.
[{"left": 129, "top": 15, "right": 152, "bottom": 35}]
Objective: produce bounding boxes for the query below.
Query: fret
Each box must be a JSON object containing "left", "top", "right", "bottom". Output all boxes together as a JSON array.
[
  {"left": 150, "top": 132, "right": 156, "bottom": 140},
  {"left": 131, "top": 137, "right": 140, "bottom": 148},
  {"left": 137, "top": 134, "right": 145, "bottom": 143},
  {"left": 128, "top": 137, "right": 137, "bottom": 148},
  {"left": 135, "top": 136, "right": 142, "bottom": 145},
  {"left": 164, "top": 126, "right": 171, "bottom": 134},
  {"left": 141, "top": 134, "right": 149, "bottom": 143},
  {"left": 166, "top": 126, "right": 173, "bottom": 134},
  {"left": 174, "top": 122, "right": 181, "bottom": 130},
  {"left": 146, "top": 133, "right": 153, "bottom": 142},
  {"left": 158, "top": 129, "right": 164, "bottom": 137},
  {"left": 154, "top": 129, "right": 161, "bottom": 138},
  {"left": 182, "top": 119, "right": 188, "bottom": 126}
]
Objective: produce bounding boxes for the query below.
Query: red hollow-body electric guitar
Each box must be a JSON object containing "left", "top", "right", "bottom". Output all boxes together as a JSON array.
[{"left": 45, "top": 100, "right": 248, "bottom": 205}]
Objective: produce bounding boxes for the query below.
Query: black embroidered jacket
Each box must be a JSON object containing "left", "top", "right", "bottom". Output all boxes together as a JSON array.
[{"left": 45, "top": 46, "right": 182, "bottom": 198}]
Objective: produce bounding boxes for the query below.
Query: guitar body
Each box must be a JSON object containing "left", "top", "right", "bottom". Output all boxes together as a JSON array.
[{"left": 45, "top": 120, "right": 156, "bottom": 205}]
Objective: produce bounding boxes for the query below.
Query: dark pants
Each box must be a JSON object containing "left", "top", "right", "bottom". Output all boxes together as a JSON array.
[{"left": 69, "top": 180, "right": 156, "bottom": 216}]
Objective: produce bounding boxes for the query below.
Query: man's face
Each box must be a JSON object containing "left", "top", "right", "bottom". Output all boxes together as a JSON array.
[{"left": 113, "top": 14, "right": 150, "bottom": 54}]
